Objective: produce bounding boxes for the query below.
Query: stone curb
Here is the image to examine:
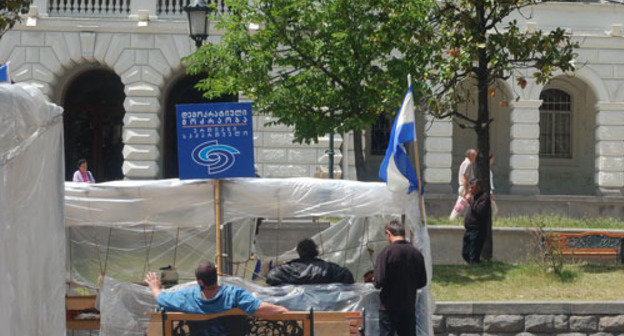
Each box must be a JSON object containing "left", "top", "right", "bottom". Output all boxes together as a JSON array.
[{"left": 435, "top": 302, "right": 624, "bottom": 315}]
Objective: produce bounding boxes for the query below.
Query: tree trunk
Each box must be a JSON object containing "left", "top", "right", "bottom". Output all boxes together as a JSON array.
[
  {"left": 353, "top": 129, "right": 368, "bottom": 180},
  {"left": 476, "top": 2, "right": 493, "bottom": 261}
]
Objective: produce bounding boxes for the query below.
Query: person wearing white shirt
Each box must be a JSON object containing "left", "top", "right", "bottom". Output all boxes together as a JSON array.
[{"left": 458, "top": 149, "right": 477, "bottom": 197}]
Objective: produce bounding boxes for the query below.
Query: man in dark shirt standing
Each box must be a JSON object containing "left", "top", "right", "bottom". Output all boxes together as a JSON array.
[
  {"left": 374, "top": 220, "right": 427, "bottom": 336},
  {"left": 462, "top": 178, "right": 491, "bottom": 264}
]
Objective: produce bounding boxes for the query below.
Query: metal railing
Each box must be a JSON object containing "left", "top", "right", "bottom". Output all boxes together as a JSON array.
[
  {"left": 157, "top": 0, "right": 230, "bottom": 19},
  {"left": 48, "top": 0, "right": 130, "bottom": 17},
  {"left": 46, "top": 0, "right": 231, "bottom": 18}
]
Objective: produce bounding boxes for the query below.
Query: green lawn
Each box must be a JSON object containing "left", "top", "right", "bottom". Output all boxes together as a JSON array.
[
  {"left": 428, "top": 215, "right": 624, "bottom": 230},
  {"left": 431, "top": 262, "right": 624, "bottom": 301}
]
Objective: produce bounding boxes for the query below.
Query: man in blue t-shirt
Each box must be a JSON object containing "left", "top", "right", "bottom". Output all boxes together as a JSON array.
[{"left": 145, "top": 261, "right": 288, "bottom": 317}]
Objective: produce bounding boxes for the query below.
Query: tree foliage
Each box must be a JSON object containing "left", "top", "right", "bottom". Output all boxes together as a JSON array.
[
  {"left": 416, "top": 0, "right": 578, "bottom": 189},
  {"left": 1, "top": 0, "right": 29, "bottom": 39},
  {"left": 186, "top": 0, "right": 578, "bottom": 183},
  {"left": 185, "top": 0, "right": 435, "bottom": 179}
]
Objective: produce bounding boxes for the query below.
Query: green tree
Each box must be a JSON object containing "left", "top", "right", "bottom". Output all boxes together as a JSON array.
[
  {"left": 1, "top": 0, "right": 29, "bottom": 39},
  {"left": 185, "top": 0, "right": 435, "bottom": 179},
  {"left": 412, "top": 0, "right": 578, "bottom": 260},
  {"left": 416, "top": 0, "right": 578, "bottom": 191}
]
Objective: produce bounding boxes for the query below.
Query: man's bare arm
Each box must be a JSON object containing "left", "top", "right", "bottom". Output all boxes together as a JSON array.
[
  {"left": 144, "top": 272, "right": 162, "bottom": 299},
  {"left": 255, "top": 302, "right": 288, "bottom": 316}
]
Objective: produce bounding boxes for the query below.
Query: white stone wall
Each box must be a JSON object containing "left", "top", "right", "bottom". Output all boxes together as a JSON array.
[
  {"left": 509, "top": 99, "right": 541, "bottom": 194},
  {"left": 595, "top": 102, "right": 624, "bottom": 195},
  {"left": 3, "top": 2, "right": 624, "bottom": 193},
  {"left": 0, "top": 20, "right": 341, "bottom": 180},
  {"left": 253, "top": 115, "right": 342, "bottom": 178}
]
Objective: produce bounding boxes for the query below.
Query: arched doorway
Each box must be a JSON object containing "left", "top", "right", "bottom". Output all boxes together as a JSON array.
[
  {"left": 162, "top": 75, "right": 237, "bottom": 178},
  {"left": 63, "top": 70, "right": 125, "bottom": 182}
]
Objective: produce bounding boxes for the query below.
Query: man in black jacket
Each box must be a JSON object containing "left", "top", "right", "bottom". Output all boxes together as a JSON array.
[
  {"left": 374, "top": 220, "right": 427, "bottom": 336},
  {"left": 462, "top": 178, "right": 491, "bottom": 264},
  {"left": 266, "top": 238, "right": 354, "bottom": 286}
]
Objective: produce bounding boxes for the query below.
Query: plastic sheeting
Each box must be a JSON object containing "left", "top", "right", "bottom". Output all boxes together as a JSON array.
[
  {"left": 0, "top": 84, "right": 65, "bottom": 335},
  {"left": 67, "top": 178, "right": 434, "bottom": 335},
  {"left": 99, "top": 276, "right": 381, "bottom": 336},
  {"left": 67, "top": 222, "right": 255, "bottom": 288}
]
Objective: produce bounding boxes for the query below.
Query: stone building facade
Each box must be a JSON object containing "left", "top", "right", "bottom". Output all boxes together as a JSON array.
[{"left": 1, "top": 1, "right": 623, "bottom": 196}]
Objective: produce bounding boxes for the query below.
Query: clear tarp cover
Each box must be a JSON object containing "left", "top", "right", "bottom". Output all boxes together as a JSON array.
[
  {"left": 67, "top": 178, "right": 434, "bottom": 335},
  {"left": 100, "top": 276, "right": 381, "bottom": 336},
  {"left": 0, "top": 84, "right": 65, "bottom": 335}
]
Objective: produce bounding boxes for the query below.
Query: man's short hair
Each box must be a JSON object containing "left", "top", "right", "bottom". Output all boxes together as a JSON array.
[
  {"left": 385, "top": 220, "right": 405, "bottom": 237},
  {"left": 195, "top": 261, "right": 218, "bottom": 287},
  {"left": 297, "top": 238, "right": 319, "bottom": 260},
  {"left": 465, "top": 149, "right": 476, "bottom": 157}
]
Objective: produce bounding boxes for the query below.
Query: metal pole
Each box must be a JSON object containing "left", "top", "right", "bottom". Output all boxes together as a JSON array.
[
  {"left": 328, "top": 133, "right": 334, "bottom": 179},
  {"left": 407, "top": 74, "right": 426, "bottom": 226},
  {"left": 214, "top": 179, "right": 223, "bottom": 275}
]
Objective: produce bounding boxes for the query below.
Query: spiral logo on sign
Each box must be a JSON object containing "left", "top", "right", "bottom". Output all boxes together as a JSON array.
[{"left": 191, "top": 140, "right": 241, "bottom": 174}]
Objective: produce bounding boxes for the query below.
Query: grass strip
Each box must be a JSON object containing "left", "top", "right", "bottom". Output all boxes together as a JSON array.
[
  {"left": 431, "top": 262, "right": 624, "bottom": 301},
  {"left": 428, "top": 214, "right": 624, "bottom": 229}
]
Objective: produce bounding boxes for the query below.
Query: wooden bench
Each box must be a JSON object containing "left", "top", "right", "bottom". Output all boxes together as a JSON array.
[
  {"left": 543, "top": 231, "right": 624, "bottom": 263},
  {"left": 66, "top": 295, "right": 100, "bottom": 330},
  {"left": 147, "top": 308, "right": 364, "bottom": 336}
]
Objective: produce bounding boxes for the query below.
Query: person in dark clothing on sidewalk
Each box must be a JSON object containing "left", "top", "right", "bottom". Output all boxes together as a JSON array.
[
  {"left": 266, "top": 238, "right": 354, "bottom": 286},
  {"left": 374, "top": 220, "right": 427, "bottom": 336},
  {"left": 462, "top": 178, "right": 491, "bottom": 264}
]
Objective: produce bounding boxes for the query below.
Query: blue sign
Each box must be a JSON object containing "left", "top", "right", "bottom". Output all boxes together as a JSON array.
[{"left": 176, "top": 102, "right": 255, "bottom": 179}]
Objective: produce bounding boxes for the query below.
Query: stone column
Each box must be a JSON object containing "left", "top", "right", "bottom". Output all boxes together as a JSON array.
[
  {"left": 595, "top": 102, "right": 624, "bottom": 196},
  {"left": 424, "top": 115, "right": 453, "bottom": 193},
  {"left": 30, "top": 0, "right": 48, "bottom": 16},
  {"left": 122, "top": 89, "right": 161, "bottom": 179},
  {"left": 510, "top": 100, "right": 541, "bottom": 195}
]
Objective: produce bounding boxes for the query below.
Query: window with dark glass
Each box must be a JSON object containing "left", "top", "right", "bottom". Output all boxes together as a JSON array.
[
  {"left": 370, "top": 114, "right": 393, "bottom": 155},
  {"left": 539, "top": 89, "right": 572, "bottom": 158}
]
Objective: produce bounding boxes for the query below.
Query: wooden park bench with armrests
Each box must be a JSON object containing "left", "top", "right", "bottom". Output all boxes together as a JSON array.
[
  {"left": 542, "top": 231, "right": 624, "bottom": 263},
  {"left": 147, "top": 308, "right": 364, "bottom": 336}
]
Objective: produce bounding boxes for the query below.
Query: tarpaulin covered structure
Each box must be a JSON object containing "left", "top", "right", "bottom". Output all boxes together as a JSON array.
[
  {"left": 66, "top": 178, "right": 434, "bottom": 335},
  {"left": 0, "top": 84, "right": 65, "bottom": 335}
]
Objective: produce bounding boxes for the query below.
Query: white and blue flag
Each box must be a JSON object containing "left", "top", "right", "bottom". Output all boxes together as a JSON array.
[
  {"left": 379, "top": 86, "right": 421, "bottom": 194},
  {"left": 0, "top": 62, "right": 10, "bottom": 83}
]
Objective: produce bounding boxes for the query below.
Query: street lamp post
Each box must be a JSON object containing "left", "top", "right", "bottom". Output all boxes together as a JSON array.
[{"left": 184, "top": 0, "right": 213, "bottom": 48}]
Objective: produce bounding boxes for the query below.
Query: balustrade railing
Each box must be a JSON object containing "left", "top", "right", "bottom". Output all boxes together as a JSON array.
[
  {"left": 48, "top": 0, "right": 131, "bottom": 17},
  {"left": 43, "top": 0, "right": 618, "bottom": 19},
  {"left": 157, "top": 0, "right": 230, "bottom": 19}
]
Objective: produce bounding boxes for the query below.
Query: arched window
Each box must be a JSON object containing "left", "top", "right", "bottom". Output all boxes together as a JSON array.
[{"left": 539, "top": 89, "right": 572, "bottom": 158}]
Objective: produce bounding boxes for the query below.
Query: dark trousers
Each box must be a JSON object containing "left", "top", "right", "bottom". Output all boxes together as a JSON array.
[
  {"left": 379, "top": 309, "right": 416, "bottom": 336},
  {"left": 462, "top": 229, "right": 486, "bottom": 264}
]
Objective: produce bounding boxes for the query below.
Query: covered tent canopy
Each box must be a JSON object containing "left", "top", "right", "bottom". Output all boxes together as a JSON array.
[
  {"left": 66, "top": 177, "right": 434, "bottom": 335},
  {"left": 0, "top": 84, "right": 65, "bottom": 335}
]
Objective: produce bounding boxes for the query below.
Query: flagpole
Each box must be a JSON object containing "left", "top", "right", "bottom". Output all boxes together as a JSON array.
[
  {"left": 408, "top": 74, "right": 426, "bottom": 227},
  {"left": 214, "top": 179, "right": 223, "bottom": 275}
]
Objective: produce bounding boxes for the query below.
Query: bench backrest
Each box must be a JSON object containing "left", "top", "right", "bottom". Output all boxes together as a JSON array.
[
  {"left": 148, "top": 309, "right": 363, "bottom": 336},
  {"left": 543, "top": 231, "right": 624, "bottom": 260}
]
